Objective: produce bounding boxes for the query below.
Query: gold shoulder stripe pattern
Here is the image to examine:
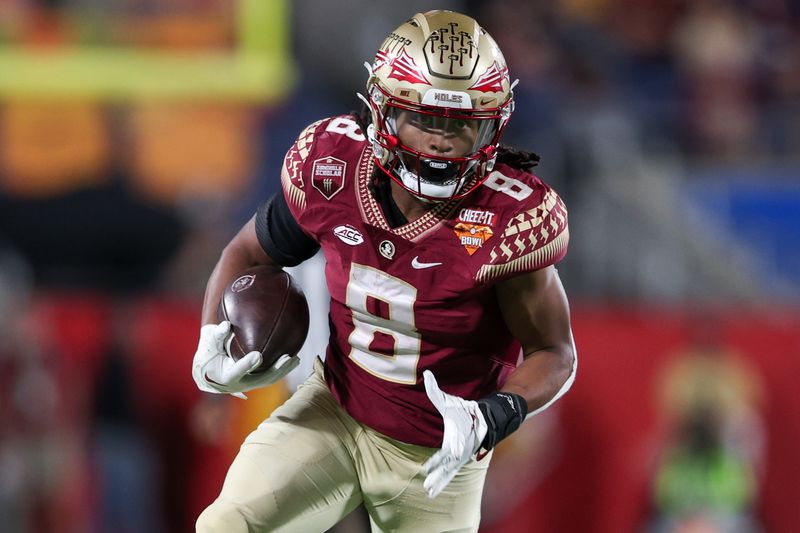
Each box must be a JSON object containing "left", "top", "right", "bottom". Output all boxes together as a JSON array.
[
  {"left": 281, "top": 119, "right": 324, "bottom": 211},
  {"left": 476, "top": 189, "right": 568, "bottom": 282},
  {"left": 476, "top": 228, "right": 569, "bottom": 283},
  {"left": 281, "top": 165, "right": 306, "bottom": 210}
]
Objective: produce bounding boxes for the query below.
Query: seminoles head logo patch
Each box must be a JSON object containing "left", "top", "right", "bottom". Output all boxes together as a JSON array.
[
  {"left": 454, "top": 207, "right": 496, "bottom": 255},
  {"left": 312, "top": 156, "right": 346, "bottom": 200}
]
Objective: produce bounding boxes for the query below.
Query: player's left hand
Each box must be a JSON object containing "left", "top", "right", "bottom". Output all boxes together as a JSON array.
[{"left": 422, "top": 370, "right": 488, "bottom": 499}]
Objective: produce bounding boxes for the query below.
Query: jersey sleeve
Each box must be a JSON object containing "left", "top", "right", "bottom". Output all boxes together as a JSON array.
[
  {"left": 476, "top": 185, "right": 569, "bottom": 283},
  {"left": 254, "top": 192, "right": 320, "bottom": 267},
  {"left": 280, "top": 118, "right": 325, "bottom": 223}
]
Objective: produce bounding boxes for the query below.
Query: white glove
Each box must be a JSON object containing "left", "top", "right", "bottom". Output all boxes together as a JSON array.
[
  {"left": 191, "top": 321, "right": 300, "bottom": 399},
  {"left": 422, "top": 370, "right": 488, "bottom": 499}
]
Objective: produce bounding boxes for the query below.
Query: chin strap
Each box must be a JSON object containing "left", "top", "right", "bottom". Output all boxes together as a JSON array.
[
  {"left": 356, "top": 90, "right": 371, "bottom": 110},
  {"left": 362, "top": 61, "right": 374, "bottom": 77}
]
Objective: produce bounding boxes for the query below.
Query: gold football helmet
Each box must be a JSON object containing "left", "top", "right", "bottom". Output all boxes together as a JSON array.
[{"left": 362, "top": 10, "right": 515, "bottom": 201}]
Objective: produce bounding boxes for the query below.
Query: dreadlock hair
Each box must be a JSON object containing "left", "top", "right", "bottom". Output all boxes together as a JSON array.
[
  {"left": 495, "top": 144, "right": 540, "bottom": 172},
  {"left": 350, "top": 103, "right": 541, "bottom": 177}
]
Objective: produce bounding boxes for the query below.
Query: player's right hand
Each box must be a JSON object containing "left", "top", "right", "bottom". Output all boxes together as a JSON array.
[{"left": 191, "top": 321, "right": 300, "bottom": 399}]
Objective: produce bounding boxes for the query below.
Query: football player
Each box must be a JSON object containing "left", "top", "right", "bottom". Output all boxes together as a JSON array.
[{"left": 193, "top": 10, "right": 576, "bottom": 532}]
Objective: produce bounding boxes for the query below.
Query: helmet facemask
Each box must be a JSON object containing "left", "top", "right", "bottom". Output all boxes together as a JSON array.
[{"left": 364, "top": 82, "right": 512, "bottom": 201}]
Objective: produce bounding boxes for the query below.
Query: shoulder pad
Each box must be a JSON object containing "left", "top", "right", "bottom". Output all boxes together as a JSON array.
[
  {"left": 281, "top": 118, "right": 325, "bottom": 212},
  {"left": 281, "top": 115, "right": 367, "bottom": 213},
  {"left": 476, "top": 175, "right": 569, "bottom": 283}
]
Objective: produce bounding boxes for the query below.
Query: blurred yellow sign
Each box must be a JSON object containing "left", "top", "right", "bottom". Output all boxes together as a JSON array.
[{"left": 0, "top": 0, "right": 294, "bottom": 102}]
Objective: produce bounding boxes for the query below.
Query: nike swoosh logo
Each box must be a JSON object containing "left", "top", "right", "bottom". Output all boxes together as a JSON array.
[{"left": 411, "top": 256, "right": 442, "bottom": 269}]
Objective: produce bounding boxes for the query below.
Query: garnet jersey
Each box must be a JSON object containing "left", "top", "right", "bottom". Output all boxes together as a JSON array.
[{"left": 279, "top": 115, "right": 568, "bottom": 448}]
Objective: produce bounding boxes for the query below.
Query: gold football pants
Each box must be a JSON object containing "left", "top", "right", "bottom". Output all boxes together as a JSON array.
[{"left": 196, "top": 359, "right": 491, "bottom": 533}]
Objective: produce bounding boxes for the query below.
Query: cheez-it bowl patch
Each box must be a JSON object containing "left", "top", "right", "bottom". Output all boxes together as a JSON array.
[{"left": 454, "top": 207, "right": 495, "bottom": 255}]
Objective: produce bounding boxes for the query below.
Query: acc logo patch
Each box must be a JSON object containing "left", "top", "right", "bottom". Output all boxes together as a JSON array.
[
  {"left": 454, "top": 208, "right": 496, "bottom": 255},
  {"left": 333, "top": 224, "right": 364, "bottom": 246},
  {"left": 231, "top": 274, "right": 255, "bottom": 292},
  {"left": 312, "top": 156, "right": 346, "bottom": 200}
]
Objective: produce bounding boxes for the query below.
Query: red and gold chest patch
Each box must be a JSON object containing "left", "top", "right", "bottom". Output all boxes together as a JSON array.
[
  {"left": 454, "top": 207, "right": 496, "bottom": 255},
  {"left": 311, "top": 156, "right": 346, "bottom": 200}
]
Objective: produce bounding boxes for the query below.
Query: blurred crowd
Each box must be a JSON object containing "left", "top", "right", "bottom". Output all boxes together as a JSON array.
[
  {"left": 478, "top": 0, "right": 800, "bottom": 163},
  {"left": 0, "top": 1, "right": 798, "bottom": 532}
]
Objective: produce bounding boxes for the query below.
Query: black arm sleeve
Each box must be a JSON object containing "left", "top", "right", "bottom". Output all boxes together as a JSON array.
[{"left": 254, "top": 191, "right": 320, "bottom": 267}]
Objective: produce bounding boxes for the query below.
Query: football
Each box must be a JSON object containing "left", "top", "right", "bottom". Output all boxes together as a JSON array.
[{"left": 218, "top": 265, "right": 309, "bottom": 373}]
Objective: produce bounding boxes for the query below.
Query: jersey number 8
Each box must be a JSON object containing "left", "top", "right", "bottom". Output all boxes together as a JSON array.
[{"left": 346, "top": 264, "right": 420, "bottom": 384}]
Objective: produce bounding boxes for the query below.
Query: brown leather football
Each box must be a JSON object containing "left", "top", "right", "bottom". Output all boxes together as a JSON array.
[{"left": 218, "top": 265, "right": 309, "bottom": 373}]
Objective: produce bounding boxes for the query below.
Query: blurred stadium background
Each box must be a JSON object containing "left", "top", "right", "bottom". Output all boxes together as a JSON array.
[{"left": 0, "top": 1, "right": 798, "bottom": 532}]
